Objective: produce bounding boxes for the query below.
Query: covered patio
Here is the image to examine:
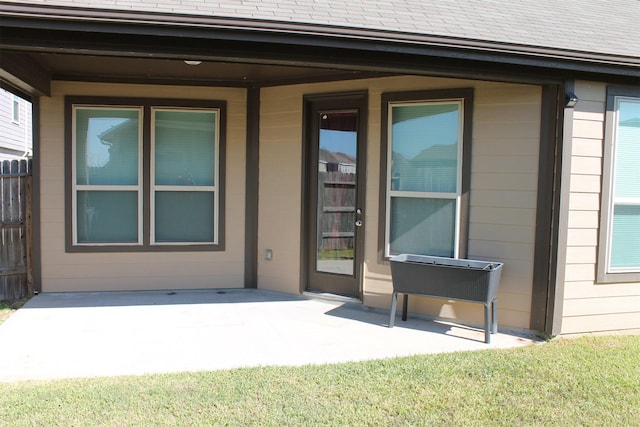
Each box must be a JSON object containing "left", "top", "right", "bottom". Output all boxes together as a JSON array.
[{"left": 0, "top": 289, "right": 537, "bottom": 382}]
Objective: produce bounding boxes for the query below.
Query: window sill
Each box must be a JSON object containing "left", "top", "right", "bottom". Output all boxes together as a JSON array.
[
  {"left": 596, "top": 269, "right": 640, "bottom": 284},
  {"left": 65, "top": 244, "right": 224, "bottom": 253}
]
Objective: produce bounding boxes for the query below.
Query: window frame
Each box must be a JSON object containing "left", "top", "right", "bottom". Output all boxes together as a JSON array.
[
  {"left": 597, "top": 85, "right": 640, "bottom": 283},
  {"left": 65, "top": 96, "right": 226, "bottom": 253},
  {"left": 378, "top": 88, "right": 473, "bottom": 262}
]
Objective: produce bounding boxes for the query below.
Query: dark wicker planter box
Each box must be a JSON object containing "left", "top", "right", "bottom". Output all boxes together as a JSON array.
[{"left": 388, "top": 254, "right": 503, "bottom": 343}]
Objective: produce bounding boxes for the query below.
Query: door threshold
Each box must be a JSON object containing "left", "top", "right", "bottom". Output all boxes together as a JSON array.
[{"left": 303, "top": 291, "right": 361, "bottom": 305}]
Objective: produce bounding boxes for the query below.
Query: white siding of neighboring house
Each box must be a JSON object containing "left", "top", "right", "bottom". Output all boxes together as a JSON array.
[
  {"left": 558, "top": 81, "right": 640, "bottom": 334},
  {"left": 0, "top": 88, "right": 32, "bottom": 160}
]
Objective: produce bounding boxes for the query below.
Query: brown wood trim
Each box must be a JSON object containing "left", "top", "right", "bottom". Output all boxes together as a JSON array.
[
  {"left": 244, "top": 87, "right": 259, "bottom": 288},
  {"left": 300, "top": 97, "right": 310, "bottom": 294},
  {"left": 64, "top": 95, "right": 226, "bottom": 253},
  {"left": 64, "top": 96, "right": 74, "bottom": 253},
  {"left": 378, "top": 88, "right": 474, "bottom": 263},
  {"left": 50, "top": 71, "right": 394, "bottom": 90},
  {"left": 52, "top": 74, "right": 253, "bottom": 89},
  {"left": 530, "top": 84, "right": 564, "bottom": 335},
  {"left": 459, "top": 89, "right": 473, "bottom": 259},
  {"left": 142, "top": 101, "right": 151, "bottom": 247},
  {"left": 0, "top": 81, "right": 33, "bottom": 103},
  {"left": 300, "top": 90, "right": 369, "bottom": 297},
  {"left": 548, "top": 86, "right": 575, "bottom": 337},
  {"left": 256, "top": 71, "right": 394, "bottom": 88},
  {"left": 0, "top": 51, "right": 51, "bottom": 97},
  {"left": 596, "top": 84, "right": 640, "bottom": 283},
  {"left": 31, "top": 96, "right": 42, "bottom": 293}
]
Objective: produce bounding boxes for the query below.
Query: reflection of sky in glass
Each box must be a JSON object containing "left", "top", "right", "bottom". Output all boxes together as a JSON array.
[
  {"left": 319, "top": 129, "right": 356, "bottom": 156},
  {"left": 392, "top": 110, "right": 457, "bottom": 159},
  {"left": 619, "top": 99, "right": 640, "bottom": 124},
  {"left": 615, "top": 99, "right": 640, "bottom": 199},
  {"left": 86, "top": 118, "right": 128, "bottom": 167}
]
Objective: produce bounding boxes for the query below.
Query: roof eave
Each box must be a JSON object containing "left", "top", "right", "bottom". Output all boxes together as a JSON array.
[{"left": 1, "top": 2, "right": 639, "bottom": 80}]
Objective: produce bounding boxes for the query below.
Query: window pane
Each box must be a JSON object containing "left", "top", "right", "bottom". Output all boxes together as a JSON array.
[
  {"left": 75, "top": 109, "right": 139, "bottom": 185},
  {"left": 391, "top": 104, "right": 459, "bottom": 193},
  {"left": 12, "top": 96, "right": 20, "bottom": 122},
  {"left": 154, "top": 110, "right": 216, "bottom": 186},
  {"left": 614, "top": 99, "right": 640, "bottom": 198},
  {"left": 390, "top": 197, "right": 455, "bottom": 257},
  {"left": 316, "top": 111, "right": 358, "bottom": 275},
  {"left": 77, "top": 191, "right": 138, "bottom": 243},
  {"left": 610, "top": 204, "right": 640, "bottom": 268},
  {"left": 155, "top": 191, "right": 214, "bottom": 242}
]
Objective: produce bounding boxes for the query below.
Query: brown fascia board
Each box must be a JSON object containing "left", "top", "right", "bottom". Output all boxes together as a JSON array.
[
  {"left": 0, "top": 51, "right": 51, "bottom": 96},
  {"left": 1, "top": 2, "right": 639, "bottom": 78}
]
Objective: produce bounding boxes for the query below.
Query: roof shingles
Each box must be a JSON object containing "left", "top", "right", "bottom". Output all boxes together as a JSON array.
[{"left": 1, "top": 0, "right": 638, "bottom": 57}]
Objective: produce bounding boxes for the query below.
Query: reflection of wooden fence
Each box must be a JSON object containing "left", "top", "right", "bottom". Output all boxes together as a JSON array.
[
  {"left": 0, "top": 160, "right": 32, "bottom": 302},
  {"left": 317, "top": 171, "right": 356, "bottom": 252}
]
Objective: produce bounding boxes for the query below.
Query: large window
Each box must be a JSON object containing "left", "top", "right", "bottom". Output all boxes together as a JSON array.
[
  {"left": 598, "top": 87, "right": 640, "bottom": 282},
  {"left": 380, "top": 89, "right": 472, "bottom": 259},
  {"left": 66, "top": 97, "right": 225, "bottom": 252}
]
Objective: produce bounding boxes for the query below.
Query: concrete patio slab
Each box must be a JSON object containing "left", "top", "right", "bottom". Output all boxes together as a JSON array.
[{"left": 0, "top": 289, "right": 539, "bottom": 382}]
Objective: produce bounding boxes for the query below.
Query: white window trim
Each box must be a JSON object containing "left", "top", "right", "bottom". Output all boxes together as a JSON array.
[
  {"left": 384, "top": 99, "right": 464, "bottom": 258},
  {"left": 150, "top": 107, "right": 220, "bottom": 246},
  {"left": 71, "top": 105, "right": 144, "bottom": 246},
  {"left": 604, "top": 96, "right": 640, "bottom": 274}
]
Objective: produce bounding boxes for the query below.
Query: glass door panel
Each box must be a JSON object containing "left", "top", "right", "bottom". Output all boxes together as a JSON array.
[{"left": 315, "top": 111, "right": 358, "bottom": 276}]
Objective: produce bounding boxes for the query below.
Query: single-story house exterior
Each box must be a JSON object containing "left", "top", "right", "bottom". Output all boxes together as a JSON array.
[{"left": 1, "top": 0, "right": 638, "bottom": 337}]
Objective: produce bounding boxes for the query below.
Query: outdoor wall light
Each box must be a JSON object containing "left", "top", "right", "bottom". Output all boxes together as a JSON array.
[
  {"left": 565, "top": 92, "right": 579, "bottom": 108},
  {"left": 184, "top": 60, "right": 202, "bottom": 66}
]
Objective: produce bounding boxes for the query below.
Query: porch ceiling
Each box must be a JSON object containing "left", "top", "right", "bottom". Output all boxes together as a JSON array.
[
  {"left": 44, "top": 52, "right": 373, "bottom": 85},
  {"left": 2, "top": 50, "right": 379, "bottom": 97}
]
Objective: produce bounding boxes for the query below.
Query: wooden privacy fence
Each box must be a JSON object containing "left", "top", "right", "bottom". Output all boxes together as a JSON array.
[{"left": 0, "top": 159, "right": 32, "bottom": 302}]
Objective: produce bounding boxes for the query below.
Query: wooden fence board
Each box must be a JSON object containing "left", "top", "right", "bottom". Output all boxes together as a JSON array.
[{"left": 0, "top": 159, "right": 32, "bottom": 302}]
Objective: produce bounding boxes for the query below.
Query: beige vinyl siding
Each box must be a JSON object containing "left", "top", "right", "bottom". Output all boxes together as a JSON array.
[
  {"left": 467, "top": 84, "right": 540, "bottom": 329},
  {"left": 255, "top": 88, "right": 305, "bottom": 293},
  {"left": 559, "top": 81, "right": 640, "bottom": 334},
  {"left": 39, "top": 81, "right": 247, "bottom": 292},
  {"left": 258, "top": 76, "right": 540, "bottom": 330}
]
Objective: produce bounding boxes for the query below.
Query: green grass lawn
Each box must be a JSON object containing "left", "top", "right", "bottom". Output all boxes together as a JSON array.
[
  {"left": 0, "top": 297, "right": 29, "bottom": 325},
  {"left": 317, "top": 248, "right": 354, "bottom": 260},
  {"left": 1, "top": 335, "right": 638, "bottom": 426}
]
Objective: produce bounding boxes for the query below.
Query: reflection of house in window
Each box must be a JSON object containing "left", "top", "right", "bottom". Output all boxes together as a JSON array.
[
  {"left": 318, "top": 149, "right": 356, "bottom": 174},
  {"left": 95, "top": 118, "right": 140, "bottom": 184},
  {"left": 392, "top": 143, "right": 457, "bottom": 192}
]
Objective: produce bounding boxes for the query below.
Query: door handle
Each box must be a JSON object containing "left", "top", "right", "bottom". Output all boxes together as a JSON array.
[{"left": 355, "top": 208, "right": 363, "bottom": 227}]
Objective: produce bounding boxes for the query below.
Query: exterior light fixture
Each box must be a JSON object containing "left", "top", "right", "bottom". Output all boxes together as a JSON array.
[
  {"left": 184, "top": 60, "right": 202, "bottom": 66},
  {"left": 565, "top": 92, "right": 579, "bottom": 108}
]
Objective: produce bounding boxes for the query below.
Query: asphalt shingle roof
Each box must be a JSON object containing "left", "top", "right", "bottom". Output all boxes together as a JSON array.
[{"left": 2, "top": 0, "right": 639, "bottom": 58}]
